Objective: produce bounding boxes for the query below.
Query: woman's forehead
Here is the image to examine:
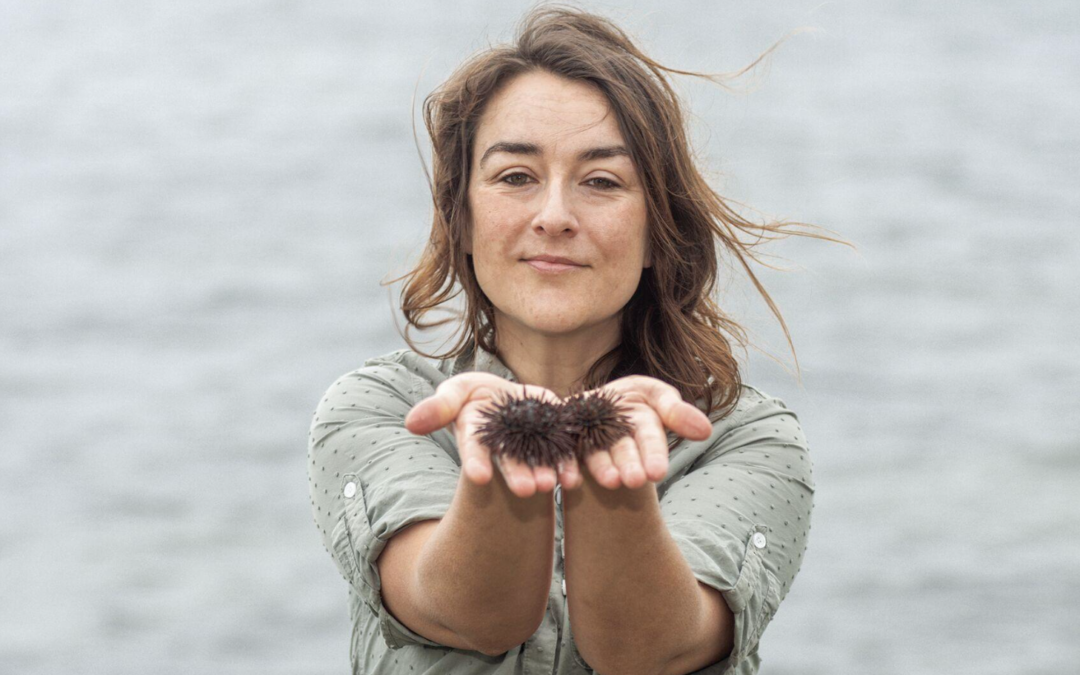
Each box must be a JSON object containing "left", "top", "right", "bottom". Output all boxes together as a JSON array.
[{"left": 475, "top": 72, "right": 625, "bottom": 153}]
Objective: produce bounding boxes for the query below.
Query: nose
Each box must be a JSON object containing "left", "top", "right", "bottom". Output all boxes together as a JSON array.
[{"left": 532, "top": 180, "right": 579, "bottom": 237}]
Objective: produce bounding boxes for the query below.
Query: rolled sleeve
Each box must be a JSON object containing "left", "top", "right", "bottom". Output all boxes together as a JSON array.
[
  {"left": 308, "top": 358, "right": 460, "bottom": 649},
  {"left": 660, "top": 387, "right": 815, "bottom": 672}
]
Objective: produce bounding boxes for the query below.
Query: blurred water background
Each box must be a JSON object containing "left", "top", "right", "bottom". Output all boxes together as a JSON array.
[{"left": 2, "top": 1, "right": 1078, "bottom": 673}]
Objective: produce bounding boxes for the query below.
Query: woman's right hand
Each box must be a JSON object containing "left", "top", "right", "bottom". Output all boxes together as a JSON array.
[{"left": 404, "top": 372, "right": 580, "bottom": 498}]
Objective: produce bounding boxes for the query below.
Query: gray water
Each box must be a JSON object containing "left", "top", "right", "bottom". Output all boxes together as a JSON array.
[{"left": 2, "top": 1, "right": 1078, "bottom": 673}]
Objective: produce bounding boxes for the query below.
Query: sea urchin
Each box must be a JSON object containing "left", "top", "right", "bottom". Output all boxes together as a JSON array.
[
  {"left": 475, "top": 387, "right": 577, "bottom": 468},
  {"left": 560, "top": 388, "right": 636, "bottom": 461}
]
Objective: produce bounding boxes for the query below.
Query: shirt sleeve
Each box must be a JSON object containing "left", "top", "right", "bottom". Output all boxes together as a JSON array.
[
  {"left": 659, "top": 386, "right": 815, "bottom": 673},
  {"left": 307, "top": 358, "right": 461, "bottom": 650}
]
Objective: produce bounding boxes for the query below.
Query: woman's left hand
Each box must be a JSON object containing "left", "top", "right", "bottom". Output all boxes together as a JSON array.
[{"left": 556, "top": 375, "right": 714, "bottom": 491}]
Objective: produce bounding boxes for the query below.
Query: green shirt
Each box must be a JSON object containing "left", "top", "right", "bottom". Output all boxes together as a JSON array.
[{"left": 308, "top": 345, "right": 815, "bottom": 674}]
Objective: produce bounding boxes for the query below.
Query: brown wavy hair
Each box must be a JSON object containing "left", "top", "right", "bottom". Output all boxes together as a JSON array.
[{"left": 386, "top": 4, "right": 853, "bottom": 420}]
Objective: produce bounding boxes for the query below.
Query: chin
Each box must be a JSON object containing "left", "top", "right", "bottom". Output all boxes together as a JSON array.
[{"left": 523, "top": 312, "right": 596, "bottom": 337}]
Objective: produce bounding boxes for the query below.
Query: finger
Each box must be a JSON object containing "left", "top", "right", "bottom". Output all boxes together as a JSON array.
[
  {"left": 456, "top": 413, "right": 493, "bottom": 485},
  {"left": 583, "top": 449, "right": 622, "bottom": 490},
  {"left": 405, "top": 373, "right": 502, "bottom": 436},
  {"left": 608, "top": 434, "right": 646, "bottom": 489},
  {"left": 611, "top": 377, "right": 712, "bottom": 440},
  {"left": 631, "top": 409, "right": 671, "bottom": 482},
  {"left": 531, "top": 464, "right": 558, "bottom": 493},
  {"left": 557, "top": 457, "right": 583, "bottom": 490},
  {"left": 497, "top": 453, "right": 538, "bottom": 498}
]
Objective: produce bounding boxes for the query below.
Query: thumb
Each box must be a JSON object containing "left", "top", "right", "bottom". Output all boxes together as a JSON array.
[{"left": 405, "top": 378, "right": 472, "bottom": 435}]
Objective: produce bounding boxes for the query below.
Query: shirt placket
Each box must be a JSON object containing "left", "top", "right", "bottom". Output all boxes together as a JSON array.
[{"left": 521, "top": 482, "right": 566, "bottom": 675}]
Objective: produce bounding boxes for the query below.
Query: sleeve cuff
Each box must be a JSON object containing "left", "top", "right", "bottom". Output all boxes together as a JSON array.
[
  {"left": 333, "top": 472, "right": 457, "bottom": 650},
  {"left": 667, "top": 523, "right": 781, "bottom": 672}
]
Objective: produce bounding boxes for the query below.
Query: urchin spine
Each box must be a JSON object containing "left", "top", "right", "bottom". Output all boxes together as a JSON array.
[
  {"left": 475, "top": 387, "right": 577, "bottom": 468},
  {"left": 560, "top": 388, "right": 635, "bottom": 462},
  {"left": 473, "top": 387, "right": 636, "bottom": 469}
]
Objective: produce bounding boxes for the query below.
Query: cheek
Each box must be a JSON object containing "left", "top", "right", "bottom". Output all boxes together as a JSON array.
[{"left": 601, "top": 216, "right": 649, "bottom": 265}]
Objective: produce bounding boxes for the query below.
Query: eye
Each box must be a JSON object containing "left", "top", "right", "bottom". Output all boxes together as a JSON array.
[
  {"left": 500, "top": 172, "right": 533, "bottom": 187},
  {"left": 586, "top": 176, "right": 620, "bottom": 190}
]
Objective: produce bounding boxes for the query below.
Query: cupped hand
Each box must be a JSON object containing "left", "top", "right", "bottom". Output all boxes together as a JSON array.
[
  {"left": 404, "top": 373, "right": 579, "bottom": 499},
  {"left": 563, "top": 375, "right": 714, "bottom": 491}
]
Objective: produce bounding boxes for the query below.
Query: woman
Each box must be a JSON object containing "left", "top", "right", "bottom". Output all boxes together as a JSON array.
[{"left": 309, "top": 6, "right": 844, "bottom": 674}]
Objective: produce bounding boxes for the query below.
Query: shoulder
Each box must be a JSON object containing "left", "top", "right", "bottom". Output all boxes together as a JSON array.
[
  {"left": 320, "top": 348, "right": 453, "bottom": 408},
  {"left": 708, "top": 382, "right": 797, "bottom": 430}
]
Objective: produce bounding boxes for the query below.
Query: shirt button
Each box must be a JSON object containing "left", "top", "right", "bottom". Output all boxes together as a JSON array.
[
  {"left": 343, "top": 481, "right": 357, "bottom": 499},
  {"left": 752, "top": 532, "right": 767, "bottom": 549},
  {"left": 561, "top": 579, "right": 567, "bottom": 596},
  {"left": 554, "top": 485, "right": 562, "bottom": 506}
]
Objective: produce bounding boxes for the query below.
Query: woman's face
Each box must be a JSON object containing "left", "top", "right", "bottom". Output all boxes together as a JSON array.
[{"left": 466, "top": 69, "right": 651, "bottom": 341}]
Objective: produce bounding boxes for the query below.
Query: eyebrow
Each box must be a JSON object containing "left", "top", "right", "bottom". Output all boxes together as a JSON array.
[{"left": 478, "top": 141, "right": 631, "bottom": 168}]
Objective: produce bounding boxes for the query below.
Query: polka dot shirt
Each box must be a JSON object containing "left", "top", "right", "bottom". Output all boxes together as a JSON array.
[{"left": 308, "top": 345, "right": 815, "bottom": 674}]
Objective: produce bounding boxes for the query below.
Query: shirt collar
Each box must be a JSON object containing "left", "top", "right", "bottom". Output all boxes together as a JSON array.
[{"left": 452, "top": 342, "right": 519, "bottom": 383}]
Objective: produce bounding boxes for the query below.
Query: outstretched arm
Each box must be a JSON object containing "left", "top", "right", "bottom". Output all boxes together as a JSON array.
[
  {"left": 563, "top": 472, "right": 734, "bottom": 675},
  {"left": 558, "top": 375, "right": 733, "bottom": 675},
  {"left": 396, "top": 373, "right": 563, "bottom": 654}
]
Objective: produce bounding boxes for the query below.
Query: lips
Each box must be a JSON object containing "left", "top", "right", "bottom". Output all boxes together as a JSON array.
[
  {"left": 524, "top": 255, "right": 584, "bottom": 266},
  {"left": 524, "top": 259, "right": 583, "bottom": 272},
  {"left": 523, "top": 256, "right": 585, "bottom": 274}
]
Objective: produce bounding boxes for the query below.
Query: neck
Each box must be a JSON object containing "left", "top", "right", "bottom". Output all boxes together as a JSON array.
[{"left": 493, "top": 314, "right": 621, "bottom": 398}]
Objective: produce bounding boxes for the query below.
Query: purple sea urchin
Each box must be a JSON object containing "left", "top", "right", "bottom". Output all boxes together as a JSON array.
[
  {"left": 475, "top": 387, "right": 577, "bottom": 468},
  {"left": 561, "top": 388, "right": 636, "bottom": 461}
]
